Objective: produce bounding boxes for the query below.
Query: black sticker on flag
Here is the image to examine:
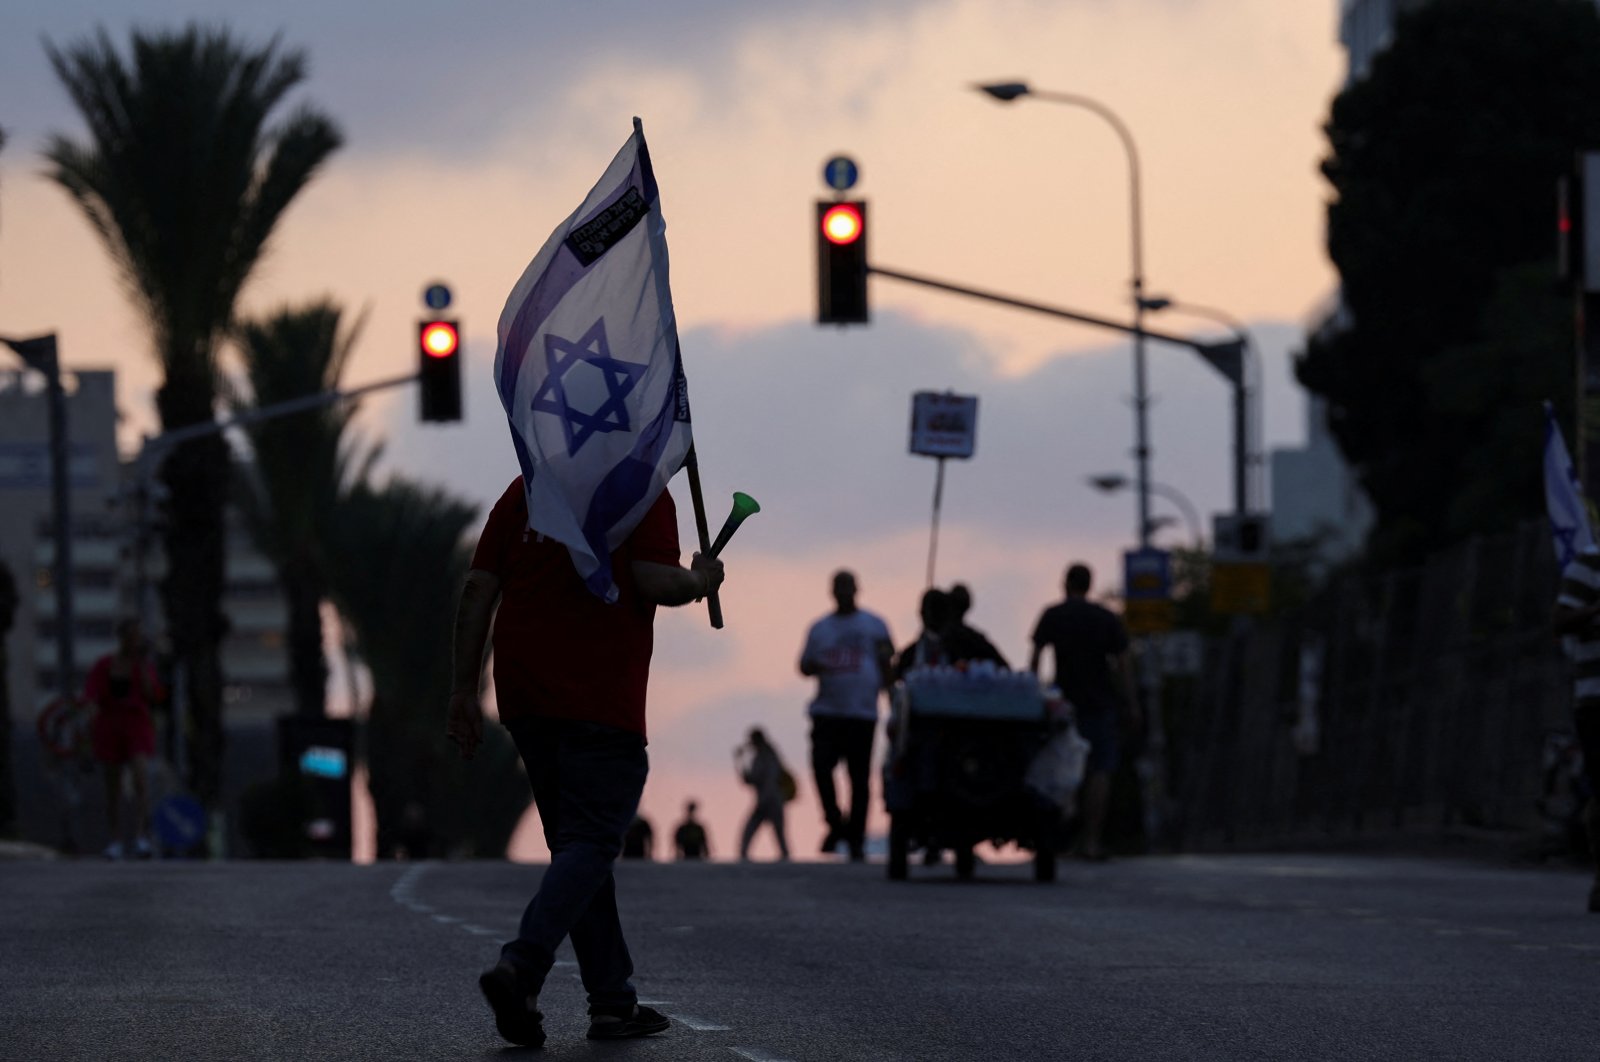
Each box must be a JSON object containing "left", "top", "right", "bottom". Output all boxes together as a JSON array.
[
  {"left": 566, "top": 188, "right": 649, "bottom": 266},
  {"left": 673, "top": 355, "right": 691, "bottom": 423}
]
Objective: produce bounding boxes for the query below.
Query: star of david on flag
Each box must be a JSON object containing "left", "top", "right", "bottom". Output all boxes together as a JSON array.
[
  {"left": 1543, "top": 401, "right": 1595, "bottom": 575},
  {"left": 493, "top": 118, "right": 693, "bottom": 602}
]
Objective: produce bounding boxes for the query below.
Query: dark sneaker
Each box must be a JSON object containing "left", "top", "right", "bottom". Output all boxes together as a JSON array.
[
  {"left": 587, "top": 1003, "right": 671, "bottom": 1040},
  {"left": 819, "top": 827, "right": 842, "bottom": 855},
  {"left": 479, "top": 962, "right": 545, "bottom": 1048}
]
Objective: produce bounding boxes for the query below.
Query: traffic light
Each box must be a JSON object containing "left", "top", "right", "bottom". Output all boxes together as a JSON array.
[
  {"left": 816, "top": 199, "right": 868, "bottom": 324},
  {"left": 418, "top": 318, "right": 462, "bottom": 422}
]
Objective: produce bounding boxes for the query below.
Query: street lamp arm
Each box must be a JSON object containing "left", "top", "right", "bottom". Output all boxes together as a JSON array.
[
  {"left": 1147, "top": 483, "right": 1203, "bottom": 547},
  {"left": 1023, "top": 90, "right": 1144, "bottom": 287}
]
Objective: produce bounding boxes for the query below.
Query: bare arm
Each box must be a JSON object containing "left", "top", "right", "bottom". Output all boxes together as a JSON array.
[
  {"left": 446, "top": 568, "right": 501, "bottom": 759},
  {"left": 632, "top": 553, "right": 725, "bottom": 607}
]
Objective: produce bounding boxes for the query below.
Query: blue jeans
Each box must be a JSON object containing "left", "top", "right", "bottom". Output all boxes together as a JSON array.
[{"left": 501, "top": 717, "right": 648, "bottom": 1010}]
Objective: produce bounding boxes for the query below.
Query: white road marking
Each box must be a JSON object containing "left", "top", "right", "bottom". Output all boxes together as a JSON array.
[
  {"left": 1514, "top": 944, "right": 1551, "bottom": 952},
  {"left": 1433, "top": 929, "right": 1464, "bottom": 937},
  {"left": 1468, "top": 927, "right": 1515, "bottom": 937},
  {"left": 461, "top": 925, "right": 497, "bottom": 936},
  {"left": 670, "top": 1013, "right": 732, "bottom": 1031},
  {"left": 553, "top": 959, "right": 577, "bottom": 968},
  {"left": 407, "top": 903, "right": 434, "bottom": 913},
  {"left": 730, "top": 1048, "right": 794, "bottom": 1062},
  {"left": 637, "top": 999, "right": 674, "bottom": 1006},
  {"left": 432, "top": 914, "right": 460, "bottom": 924}
]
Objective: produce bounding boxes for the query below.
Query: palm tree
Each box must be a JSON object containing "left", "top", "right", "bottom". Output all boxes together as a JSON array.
[
  {"left": 233, "top": 301, "right": 363, "bottom": 718},
  {"left": 327, "top": 475, "right": 529, "bottom": 858},
  {"left": 44, "top": 26, "right": 341, "bottom": 809}
]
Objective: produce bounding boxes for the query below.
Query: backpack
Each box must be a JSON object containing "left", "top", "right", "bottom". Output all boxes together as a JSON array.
[{"left": 778, "top": 766, "right": 798, "bottom": 803}]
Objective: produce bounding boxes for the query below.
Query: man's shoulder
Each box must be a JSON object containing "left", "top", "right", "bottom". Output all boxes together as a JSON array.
[{"left": 857, "top": 608, "right": 891, "bottom": 635}]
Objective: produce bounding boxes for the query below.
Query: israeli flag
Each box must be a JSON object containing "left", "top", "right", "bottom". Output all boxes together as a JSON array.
[
  {"left": 1544, "top": 401, "right": 1595, "bottom": 574},
  {"left": 493, "top": 118, "right": 692, "bottom": 602}
]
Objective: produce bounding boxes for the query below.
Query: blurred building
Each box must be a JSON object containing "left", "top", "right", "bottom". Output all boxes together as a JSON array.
[
  {"left": 2, "top": 366, "right": 296, "bottom": 851},
  {"left": 1, "top": 366, "right": 292, "bottom": 723}
]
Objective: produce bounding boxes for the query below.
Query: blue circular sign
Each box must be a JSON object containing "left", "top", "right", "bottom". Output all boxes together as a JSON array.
[
  {"left": 423, "top": 283, "right": 453, "bottom": 311},
  {"left": 823, "top": 156, "right": 859, "bottom": 192}
]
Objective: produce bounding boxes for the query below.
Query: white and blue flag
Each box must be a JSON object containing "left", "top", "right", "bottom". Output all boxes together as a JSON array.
[
  {"left": 493, "top": 118, "right": 693, "bottom": 602},
  {"left": 1543, "top": 400, "right": 1595, "bottom": 574}
]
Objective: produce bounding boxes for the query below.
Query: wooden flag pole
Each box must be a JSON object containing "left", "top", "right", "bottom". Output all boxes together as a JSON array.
[{"left": 683, "top": 445, "right": 724, "bottom": 628}]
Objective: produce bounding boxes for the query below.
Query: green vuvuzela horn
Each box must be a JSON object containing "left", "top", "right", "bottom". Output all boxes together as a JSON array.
[{"left": 708, "top": 492, "right": 760, "bottom": 557}]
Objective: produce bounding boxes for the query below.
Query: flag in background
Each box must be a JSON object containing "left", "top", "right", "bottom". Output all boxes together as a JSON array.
[
  {"left": 493, "top": 118, "right": 693, "bottom": 602},
  {"left": 1543, "top": 400, "right": 1595, "bottom": 573}
]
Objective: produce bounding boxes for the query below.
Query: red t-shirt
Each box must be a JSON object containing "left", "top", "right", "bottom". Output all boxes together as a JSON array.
[{"left": 470, "top": 477, "right": 680, "bottom": 738}]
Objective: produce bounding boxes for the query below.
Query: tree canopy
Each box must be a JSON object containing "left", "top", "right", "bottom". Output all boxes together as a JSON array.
[
  {"left": 44, "top": 25, "right": 340, "bottom": 806},
  {"left": 1298, "top": 0, "right": 1600, "bottom": 564}
]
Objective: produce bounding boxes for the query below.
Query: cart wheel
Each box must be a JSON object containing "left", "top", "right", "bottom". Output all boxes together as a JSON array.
[
  {"left": 1033, "top": 809, "right": 1059, "bottom": 883},
  {"left": 1033, "top": 844, "right": 1057, "bottom": 883},
  {"left": 887, "top": 816, "right": 909, "bottom": 881},
  {"left": 954, "top": 846, "right": 976, "bottom": 881}
]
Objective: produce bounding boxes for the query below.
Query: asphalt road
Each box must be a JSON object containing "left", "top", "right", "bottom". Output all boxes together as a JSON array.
[{"left": 2, "top": 853, "right": 1597, "bottom": 1061}]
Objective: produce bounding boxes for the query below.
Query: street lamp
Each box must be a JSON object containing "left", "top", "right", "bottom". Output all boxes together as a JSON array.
[
  {"left": 1087, "top": 473, "right": 1202, "bottom": 549},
  {"left": 977, "top": 80, "right": 1154, "bottom": 548},
  {"left": 1139, "top": 297, "right": 1261, "bottom": 515}
]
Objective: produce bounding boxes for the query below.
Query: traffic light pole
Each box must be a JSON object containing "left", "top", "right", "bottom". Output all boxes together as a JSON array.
[
  {"left": 129, "top": 370, "right": 422, "bottom": 636},
  {"left": 866, "top": 264, "right": 1251, "bottom": 515}
]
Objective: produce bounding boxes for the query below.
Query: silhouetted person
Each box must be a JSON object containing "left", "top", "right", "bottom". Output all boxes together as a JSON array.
[
  {"left": 84, "top": 618, "right": 164, "bottom": 860},
  {"left": 673, "top": 801, "right": 710, "bottom": 860},
  {"left": 945, "top": 582, "right": 1009, "bottom": 669},
  {"left": 1552, "top": 543, "right": 1600, "bottom": 911},
  {"left": 621, "top": 814, "right": 654, "bottom": 860},
  {"left": 894, "top": 588, "right": 952, "bottom": 680},
  {"left": 736, "top": 727, "right": 790, "bottom": 861},
  {"left": 449, "top": 475, "right": 725, "bottom": 1046},
  {"left": 799, "top": 570, "right": 894, "bottom": 861},
  {"left": 1029, "top": 564, "right": 1137, "bottom": 862}
]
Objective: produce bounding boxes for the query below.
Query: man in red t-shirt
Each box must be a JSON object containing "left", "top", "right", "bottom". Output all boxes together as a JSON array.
[{"left": 447, "top": 476, "right": 724, "bottom": 1048}]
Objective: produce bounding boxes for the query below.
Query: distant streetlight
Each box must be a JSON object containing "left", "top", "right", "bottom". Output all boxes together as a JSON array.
[
  {"left": 976, "top": 80, "right": 1155, "bottom": 548},
  {"left": 1087, "top": 472, "right": 1202, "bottom": 548},
  {"left": 1140, "top": 296, "right": 1261, "bottom": 515}
]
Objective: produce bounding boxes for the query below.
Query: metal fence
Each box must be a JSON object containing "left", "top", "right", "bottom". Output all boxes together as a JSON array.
[{"left": 1165, "top": 519, "right": 1577, "bottom": 853}]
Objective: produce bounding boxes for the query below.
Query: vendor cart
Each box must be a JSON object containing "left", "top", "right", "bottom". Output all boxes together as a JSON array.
[{"left": 882, "top": 670, "right": 1077, "bottom": 883}]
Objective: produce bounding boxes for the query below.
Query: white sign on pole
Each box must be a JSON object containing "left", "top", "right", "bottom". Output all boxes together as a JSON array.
[{"left": 909, "top": 391, "right": 978, "bottom": 459}]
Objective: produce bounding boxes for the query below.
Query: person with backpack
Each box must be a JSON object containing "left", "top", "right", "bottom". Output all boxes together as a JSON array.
[{"left": 736, "top": 727, "right": 792, "bottom": 861}]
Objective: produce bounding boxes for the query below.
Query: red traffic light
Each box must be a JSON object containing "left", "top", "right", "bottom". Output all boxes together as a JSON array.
[
  {"left": 821, "top": 203, "right": 863, "bottom": 246},
  {"left": 421, "top": 321, "right": 458, "bottom": 358}
]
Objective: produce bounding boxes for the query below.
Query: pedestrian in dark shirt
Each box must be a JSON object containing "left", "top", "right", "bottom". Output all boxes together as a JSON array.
[
  {"left": 622, "top": 815, "right": 654, "bottom": 860},
  {"left": 945, "top": 583, "right": 1009, "bottom": 669},
  {"left": 894, "top": 588, "right": 952, "bottom": 681},
  {"left": 1029, "top": 563, "right": 1138, "bottom": 861},
  {"left": 673, "top": 800, "right": 711, "bottom": 860},
  {"left": 736, "top": 729, "right": 791, "bottom": 861}
]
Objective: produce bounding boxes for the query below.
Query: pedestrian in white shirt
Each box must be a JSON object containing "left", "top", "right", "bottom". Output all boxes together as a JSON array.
[{"left": 798, "top": 570, "right": 893, "bottom": 861}]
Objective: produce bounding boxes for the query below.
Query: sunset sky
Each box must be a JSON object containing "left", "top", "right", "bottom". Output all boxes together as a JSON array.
[{"left": 0, "top": 0, "right": 1346, "bottom": 859}]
